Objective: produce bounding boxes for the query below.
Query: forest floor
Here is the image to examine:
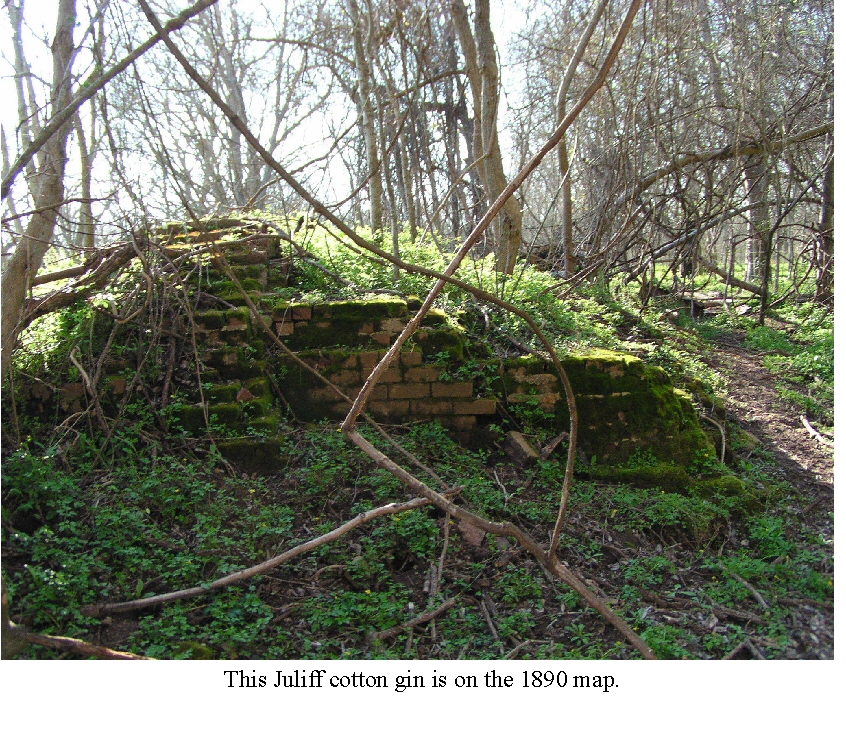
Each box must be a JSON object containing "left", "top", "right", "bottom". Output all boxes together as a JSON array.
[
  {"left": 703, "top": 329, "right": 834, "bottom": 658},
  {"left": 4, "top": 304, "right": 835, "bottom": 661}
]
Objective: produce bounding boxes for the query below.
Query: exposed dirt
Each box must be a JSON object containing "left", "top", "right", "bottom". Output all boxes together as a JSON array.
[{"left": 704, "top": 330, "right": 834, "bottom": 659}]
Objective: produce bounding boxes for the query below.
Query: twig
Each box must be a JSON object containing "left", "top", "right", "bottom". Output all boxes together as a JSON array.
[
  {"left": 745, "top": 640, "right": 768, "bottom": 660},
  {"left": 435, "top": 516, "right": 451, "bottom": 596},
  {"left": 699, "top": 413, "right": 726, "bottom": 463},
  {"left": 718, "top": 562, "right": 770, "bottom": 609},
  {"left": 369, "top": 597, "right": 458, "bottom": 642},
  {"left": 800, "top": 415, "right": 834, "bottom": 448},
  {"left": 479, "top": 598, "right": 501, "bottom": 642},
  {"left": 541, "top": 429, "right": 570, "bottom": 459}
]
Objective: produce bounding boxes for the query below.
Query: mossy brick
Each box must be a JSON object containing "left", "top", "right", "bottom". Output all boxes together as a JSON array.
[
  {"left": 359, "top": 351, "right": 384, "bottom": 370},
  {"left": 248, "top": 339, "right": 267, "bottom": 357},
  {"left": 444, "top": 416, "right": 476, "bottom": 432},
  {"left": 400, "top": 351, "right": 423, "bottom": 366},
  {"left": 422, "top": 308, "right": 448, "bottom": 326},
  {"left": 248, "top": 415, "right": 281, "bottom": 433},
  {"left": 272, "top": 300, "right": 295, "bottom": 319},
  {"left": 208, "top": 402, "right": 242, "bottom": 425},
  {"left": 328, "top": 297, "right": 408, "bottom": 321},
  {"left": 195, "top": 310, "right": 228, "bottom": 330},
  {"left": 243, "top": 377, "right": 271, "bottom": 398},
  {"left": 203, "top": 347, "right": 243, "bottom": 369},
  {"left": 223, "top": 306, "right": 252, "bottom": 326},
  {"left": 242, "top": 397, "right": 274, "bottom": 418},
  {"left": 389, "top": 383, "right": 430, "bottom": 400},
  {"left": 215, "top": 358, "right": 267, "bottom": 380},
  {"left": 230, "top": 264, "right": 265, "bottom": 281},
  {"left": 173, "top": 405, "right": 207, "bottom": 435},
  {"left": 432, "top": 382, "right": 474, "bottom": 399},
  {"left": 416, "top": 327, "right": 467, "bottom": 360},
  {"left": 586, "top": 464, "right": 692, "bottom": 492},
  {"left": 209, "top": 383, "right": 240, "bottom": 403},
  {"left": 378, "top": 317, "right": 407, "bottom": 334},
  {"left": 217, "top": 437, "right": 286, "bottom": 473},
  {"left": 406, "top": 295, "right": 423, "bottom": 311},
  {"left": 103, "top": 375, "right": 127, "bottom": 396}
]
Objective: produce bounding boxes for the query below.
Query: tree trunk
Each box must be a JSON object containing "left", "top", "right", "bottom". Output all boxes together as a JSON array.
[
  {"left": 450, "top": 0, "right": 522, "bottom": 273},
  {"left": 744, "top": 154, "right": 770, "bottom": 282},
  {"left": 349, "top": 0, "right": 383, "bottom": 234},
  {"left": 816, "top": 154, "right": 833, "bottom": 301},
  {"left": 2, "top": 0, "right": 77, "bottom": 378}
]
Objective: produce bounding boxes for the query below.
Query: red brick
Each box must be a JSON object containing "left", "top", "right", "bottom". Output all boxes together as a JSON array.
[
  {"left": 400, "top": 351, "right": 423, "bottom": 366},
  {"left": 410, "top": 399, "right": 455, "bottom": 416},
  {"left": 453, "top": 398, "right": 498, "bottom": 415},
  {"left": 389, "top": 383, "right": 430, "bottom": 400},
  {"left": 382, "top": 368, "right": 403, "bottom": 383},
  {"left": 370, "top": 331, "right": 392, "bottom": 346},
  {"left": 405, "top": 366, "right": 442, "bottom": 382},
  {"left": 370, "top": 400, "right": 409, "bottom": 418},
  {"left": 291, "top": 305, "right": 312, "bottom": 320},
  {"left": 330, "top": 369, "right": 362, "bottom": 387},
  {"left": 275, "top": 321, "right": 294, "bottom": 336},
  {"left": 447, "top": 416, "right": 477, "bottom": 432},
  {"left": 359, "top": 351, "right": 382, "bottom": 370},
  {"left": 432, "top": 382, "right": 474, "bottom": 398}
]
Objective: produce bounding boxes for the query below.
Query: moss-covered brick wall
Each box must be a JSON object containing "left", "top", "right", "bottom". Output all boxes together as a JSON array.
[
  {"left": 19, "top": 223, "right": 714, "bottom": 471},
  {"left": 490, "top": 351, "right": 714, "bottom": 465}
]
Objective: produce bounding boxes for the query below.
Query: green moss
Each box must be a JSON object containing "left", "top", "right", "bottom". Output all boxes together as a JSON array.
[
  {"left": 209, "top": 384, "right": 239, "bottom": 403},
  {"left": 422, "top": 308, "right": 448, "bottom": 326},
  {"left": 208, "top": 402, "right": 241, "bottom": 425},
  {"left": 195, "top": 310, "right": 227, "bottom": 329},
  {"left": 328, "top": 297, "right": 408, "bottom": 321},
  {"left": 417, "top": 326, "right": 467, "bottom": 361},
  {"left": 242, "top": 396, "right": 274, "bottom": 418},
  {"left": 173, "top": 405, "right": 207, "bottom": 435},
  {"left": 217, "top": 437, "right": 286, "bottom": 473},
  {"left": 248, "top": 415, "right": 281, "bottom": 433},
  {"left": 691, "top": 475, "right": 768, "bottom": 513},
  {"left": 244, "top": 377, "right": 271, "bottom": 398},
  {"left": 587, "top": 464, "right": 692, "bottom": 492}
]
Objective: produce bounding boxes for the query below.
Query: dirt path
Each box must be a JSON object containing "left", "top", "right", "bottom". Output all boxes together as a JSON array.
[
  {"left": 707, "top": 331, "right": 834, "bottom": 494},
  {"left": 705, "top": 331, "right": 834, "bottom": 659}
]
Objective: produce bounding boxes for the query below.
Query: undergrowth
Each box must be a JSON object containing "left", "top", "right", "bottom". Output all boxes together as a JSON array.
[{"left": 1, "top": 221, "right": 833, "bottom": 660}]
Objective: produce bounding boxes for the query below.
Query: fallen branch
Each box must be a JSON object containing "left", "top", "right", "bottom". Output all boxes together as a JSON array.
[
  {"left": 800, "top": 415, "right": 834, "bottom": 448},
  {"left": 22, "top": 632, "right": 151, "bottom": 660},
  {"left": 369, "top": 597, "right": 458, "bottom": 642},
  {"left": 699, "top": 413, "right": 726, "bottom": 463},
  {"left": 345, "top": 429, "right": 657, "bottom": 659},
  {"left": 85, "top": 496, "right": 433, "bottom": 616}
]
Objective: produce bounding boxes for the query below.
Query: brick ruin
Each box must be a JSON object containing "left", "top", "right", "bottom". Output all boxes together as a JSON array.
[{"left": 20, "top": 219, "right": 715, "bottom": 472}]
